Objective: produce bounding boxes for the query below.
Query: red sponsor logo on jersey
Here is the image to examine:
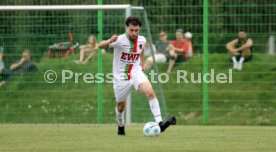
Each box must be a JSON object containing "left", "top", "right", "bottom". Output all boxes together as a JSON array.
[{"left": 120, "top": 52, "right": 140, "bottom": 61}]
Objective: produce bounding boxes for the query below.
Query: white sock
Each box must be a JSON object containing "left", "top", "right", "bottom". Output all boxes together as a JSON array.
[
  {"left": 232, "top": 56, "right": 238, "bottom": 64},
  {"left": 239, "top": 57, "right": 245, "bottom": 63},
  {"left": 115, "top": 107, "right": 124, "bottom": 127},
  {"left": 149, "top": 98, "right": 162, "bottom": 123}
]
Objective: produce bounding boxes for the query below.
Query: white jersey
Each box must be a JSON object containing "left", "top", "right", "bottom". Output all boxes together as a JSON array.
[{"left": 109, "top": 33, "right": 146, "bottom": 82}]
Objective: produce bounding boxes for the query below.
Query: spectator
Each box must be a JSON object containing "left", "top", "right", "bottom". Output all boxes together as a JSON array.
[
  {"left": 143, "top": 31, "right": 170, "bottom": 70},
  {"left": 184, "top": 32, "right": 194, "bottom": 58},
  {"left": 166, "top": 29, "right": 189, "bottom": 74},
  {"left": 0, "top": 46, "right": 3, "bottom": 66},
  {"left": 143, "top": 40, "right": 154, "bottom": 56},
  {"left": 0, "top": 39, "right": 4, "bottom": 70},
  {"left": 10, "top": 49, "right": 37, "bottom": 74},
  {"left": 0, "top": 46, "right": 7, "bottom": 87},
  {"left": 226, "top": 30, "right": 253, "bottom": 71},
  {"left": 75, "top": 35, "right": 98, "bottom": 64},
  {"left": 0, "top": 47, "right": 13, "bottom": 87}
]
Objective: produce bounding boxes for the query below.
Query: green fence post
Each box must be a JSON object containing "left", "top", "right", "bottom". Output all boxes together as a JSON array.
[
  {"left": 97, "top": 0, "right": 103, "bottom": 124},
  {"left": 203, "top": 0, "right": 209, "bottom": 125}
]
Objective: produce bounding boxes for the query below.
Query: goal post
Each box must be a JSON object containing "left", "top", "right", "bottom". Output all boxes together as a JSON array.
[
  {"left": 0, "top": 5, "right": 133, "bottom": 11},
  {"left": 0, "top": 5, "right": 167, "bottom": 124}
]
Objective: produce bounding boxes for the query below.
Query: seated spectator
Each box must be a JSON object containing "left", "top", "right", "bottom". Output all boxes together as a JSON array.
[
  {"left": 226, "top": 30, "right": 253, "bottom": 71},
  {"left": 10, "top": 49, "right": 37, "bottom": 74},
  {"left": 166, "top": 29, "right": 189, "bottom": 74},
  {"left": 184, "top": 32, "right": 194, "bottom": 58},
  {"left": 0, "top": 46, "right": 4, "bottom": 69},
  {"left": 0, "top": 47, "right": 13, "bottom": 88},
  {"left": 75, "top": 35, "right": 98, "bottom": 64},
  {"left": 143, "top": 30, "right": 170, "bottom": 70},
  {"left": 143, "top": 40, "right": 155, "bottom": 56},
  {"left": 0, "top": 46, "right": 7, "bottom": 87}
]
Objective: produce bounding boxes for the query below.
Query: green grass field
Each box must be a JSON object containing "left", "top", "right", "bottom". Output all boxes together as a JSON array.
[
  {"left": 0, "top": 124, "right": 275, "bottom": 152},
  {"left": 0, "top": 53, "right": 276, "bottom": 125},
  {"left": 1, "top": 54, "right": 276, "bottom": 151}
]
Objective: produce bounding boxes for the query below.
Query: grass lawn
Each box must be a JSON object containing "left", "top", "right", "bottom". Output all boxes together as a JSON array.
[
  {"left": 0, "top": 124, "right": 275, "bottom": 152},
  {"left": 0, "top": 53, "right": 276, "bottom": 125}
]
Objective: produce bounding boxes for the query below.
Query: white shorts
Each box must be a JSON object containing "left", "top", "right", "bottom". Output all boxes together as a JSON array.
[
  {"left": 147, "top": 53, "right": 167, "bottom": 63},
  {"left": 113, "top": 70, "right": 149, "bottom": 102}
]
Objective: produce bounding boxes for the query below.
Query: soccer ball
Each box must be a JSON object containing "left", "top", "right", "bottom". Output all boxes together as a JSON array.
[{"left": 143, "top": 122, "right": 161, "bottom": 137}]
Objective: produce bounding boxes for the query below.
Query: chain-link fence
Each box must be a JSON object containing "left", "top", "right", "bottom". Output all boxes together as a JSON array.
[{"left": 0, "top": 0, "right": 275, "bottom": 125}]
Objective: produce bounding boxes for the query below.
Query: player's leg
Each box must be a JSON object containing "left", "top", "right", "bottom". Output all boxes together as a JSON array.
[
  {"left": 116, "top": 100, "right": 126, "bottom": 135},
  {"left": 134, "top": 74, "right": 176, "bottom": 132},
  {"left": 138, "top": 81, "right": 162, "bottom": 123},
  {"left": 116, "top": 101, "right": 126, "bottom": 127},
  {"left": 113, "top": 81, "right": 132, "bottom": 135}
]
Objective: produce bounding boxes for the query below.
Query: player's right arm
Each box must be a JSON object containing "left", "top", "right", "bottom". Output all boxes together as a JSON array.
[
  {"left": 98, "top": 35, "right": 118, "bottom": 49},
  {"left": 226, "top": 39, "right": 238, "bottom": 52}
]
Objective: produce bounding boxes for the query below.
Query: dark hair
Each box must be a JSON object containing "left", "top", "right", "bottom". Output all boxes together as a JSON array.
[
  {"left": 23, "top": 49, "right": 31, "bottom": 54},
  {"left": 176, "top": 29, "right": 183, "bottom": 33},
  {"left": 239, "top": 29, "right": 246, "bottom": 33},
  {"left": 159, "top": 30, "right": 166, "bottom": 33},
  {"left": 125, "top": 16, "right": 142, "bottom": 27}
]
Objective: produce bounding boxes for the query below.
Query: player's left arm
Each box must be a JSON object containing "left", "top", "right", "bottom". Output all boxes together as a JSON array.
[
  {"left": 236, "top": 38, "right": 253, "bottom": 51},
  {"left": 98, "top": 35, "right": 118, "bottom": 49},
  {"left": 140, "top": 48, "right": 144, "bottom": 70}
]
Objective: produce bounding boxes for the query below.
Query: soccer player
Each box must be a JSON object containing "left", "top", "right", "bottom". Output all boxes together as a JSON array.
[
  {"left": 226, "top": 30, "right": 253, "bottom": 71},
  {"left": 98, "top": 16, "right": 176, "bottom": 135}
]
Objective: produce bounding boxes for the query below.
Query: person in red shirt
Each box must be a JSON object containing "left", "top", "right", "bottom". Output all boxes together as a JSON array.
[{"left": 166, "top": 29, "right": 189, "bottom": 74}]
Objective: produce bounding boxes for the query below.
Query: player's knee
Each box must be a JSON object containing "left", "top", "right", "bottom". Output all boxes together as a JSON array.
[
  {"left": 145, "top": 90, "right": 156, "bottom": 100},
  {"left": 117, "top": 102, "right": 126, "bottom": 113},
  {"left": 117, "top": 106, "right": 125, "bottom": 113}
]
